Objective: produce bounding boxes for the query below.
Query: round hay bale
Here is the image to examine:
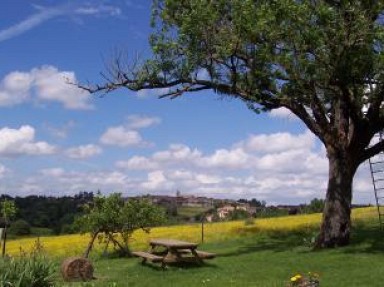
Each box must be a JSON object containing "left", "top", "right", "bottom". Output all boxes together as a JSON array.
[{"left": 61, "top": 257, "right": 94, "bottom": 282}]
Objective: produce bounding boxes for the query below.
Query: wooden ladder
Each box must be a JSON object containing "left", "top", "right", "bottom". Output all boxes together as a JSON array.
[{"left": 368, "top": 131, "right": 384, "bottom": 228}]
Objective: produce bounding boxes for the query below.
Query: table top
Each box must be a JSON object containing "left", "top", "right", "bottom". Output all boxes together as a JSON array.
[{"left": 150, "top": 238, "right": 198, "bottom": 248}]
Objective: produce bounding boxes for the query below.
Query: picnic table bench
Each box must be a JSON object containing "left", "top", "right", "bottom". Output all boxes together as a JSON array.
[{"left": 132, "top": 238, "right": 216, "bottom": 268}]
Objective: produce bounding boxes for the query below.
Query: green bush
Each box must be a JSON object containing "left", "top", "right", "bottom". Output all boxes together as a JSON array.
[{"left": 9, "top": 219, "right": 31, "bottom": 236}]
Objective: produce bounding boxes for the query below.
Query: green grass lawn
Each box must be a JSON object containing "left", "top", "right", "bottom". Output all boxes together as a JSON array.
[{"left": 56, "top": 218, "right": 384, "bottom": 287}]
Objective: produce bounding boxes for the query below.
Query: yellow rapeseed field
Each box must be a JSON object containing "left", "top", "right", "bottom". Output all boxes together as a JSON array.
[{"left": 5, "top": 207, "right": 378, "bottom": 258}]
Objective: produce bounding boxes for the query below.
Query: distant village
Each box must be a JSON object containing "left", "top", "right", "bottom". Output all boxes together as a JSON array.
[
  {"left": 141, "top": 191, "right": 306, "bottom": 222},
  {"left": 141, "top": 191, "right": 372, "bottom": 222}
]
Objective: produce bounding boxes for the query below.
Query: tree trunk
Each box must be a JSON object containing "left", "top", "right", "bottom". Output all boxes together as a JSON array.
[
  {"left": 83, "top": 231, "right": 99, "bottom": 259},
  {"left": 315, "top": 151, "right": 357, "bottom": 248}
]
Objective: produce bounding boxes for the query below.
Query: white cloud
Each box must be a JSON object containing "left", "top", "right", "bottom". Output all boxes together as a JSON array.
[
  {"left": 32, "top": 66, "right": 92, "bottom": 109},
  {"left": 75, "top": 5, "right": 121, "bottom": 16},
  {"left": 100, "top": 126, "right": 150, "bottom": 147},
  {"left": 0, "top": 71, "right": 33, "bottom": 106},
  {"left": 2, "top": 129, "right": 374, "bottom": 205},
  {"left": 126, "top": 115, "right": 161, "bottom": 129},
  {"left": 136, "top": 88, "right": 170, "bottom": 98},
  {"left": 44, "top": 121, "right": 76, "bottom": 139},
  {"left": 65, "top": 144, "right": 102, "bottom": 159},
  {"left": 0, "top": 125, "right": 56, "bottom": 156},
  {"left": 153, "top": 144, "right": 202, "bottom": 163},
  {"left": 141, "top": 170, "right": 172, "bottom": 190},
  {"left": 40, "top": 168, "right": 65, "bottom": 177},
  {"left": 199, "top": 148, "right": 250, "bottom": 169},
  {"left": 0, "top": 7, "right": 62, "bottom": 43},
  {"left": 0, "top": 3, "right": 122, "bottom": 43},
  {"left": 116, "top": 156, "right": 158, "bottom": 170},
  {"left": 0, "top": 66, "right": 92, "bottom": 110},
  {"left": 108, "top": 131, "right": 337, "bottom": 202},
  {"left": 238, "top": 131, "right": 315, "bottom": 153},
  {"left": 269, "top": 107, "right": 297, "bottom": 120},
  {"left": 26, "top": 169, "right": 132, "bottom": 196}
]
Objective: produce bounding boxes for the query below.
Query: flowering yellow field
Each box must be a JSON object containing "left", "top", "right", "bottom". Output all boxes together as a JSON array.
[{"left": 5, "top": 207, "right": 378, "bottom": 258}]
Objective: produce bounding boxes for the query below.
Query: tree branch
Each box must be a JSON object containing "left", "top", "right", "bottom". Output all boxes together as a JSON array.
[{"left": 359, "top": 138, "right": 384, "bottom": 163}]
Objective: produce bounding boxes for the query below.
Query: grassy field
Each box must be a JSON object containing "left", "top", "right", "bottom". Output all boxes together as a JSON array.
[{"left": 7, "top": 207, "right": 384, "bottom": 286}]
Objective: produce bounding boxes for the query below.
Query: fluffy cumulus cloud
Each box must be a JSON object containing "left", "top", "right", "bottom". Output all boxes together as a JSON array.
[
  {"left": 111, "top": 131, "right": 372, "bottom": 203},
  {"left": 100, "top": 115, "right": 160, "bottom": 148},
  {"left": 0, "top": 66, "right": 92, "bottom": 109},
  {"left": 14, "top": 169, "right": 132, "bottom": 196},
  {"left": 4, "top": 130, "right": 374, "bottom": 204},
  {"left": 0, "top": 125, "right": 56, "bottom": 156},
  {"left": 100, "top": 126, "right": 149, "bottom": 147},
  {"left": 108, "top": 131, "right": 328, "bottom": 202},
  {"left": 65, "top": 144, "right": 102, "bottom": 159},
  {"left": 237, "top": 131, "right": 315, "bottom": 153},
  {"left": 153, "top": 144, "right": 202, "bottom": 163}
]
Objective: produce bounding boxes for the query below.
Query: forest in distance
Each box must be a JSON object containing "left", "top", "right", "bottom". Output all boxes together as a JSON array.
[{"left": 0, "top": 192, "right": 365, "bottom": 238}]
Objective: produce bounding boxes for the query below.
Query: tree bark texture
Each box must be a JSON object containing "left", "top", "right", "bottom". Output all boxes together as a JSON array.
[{"left": 316, "top": 151, "right": 357, "bottom": 248}]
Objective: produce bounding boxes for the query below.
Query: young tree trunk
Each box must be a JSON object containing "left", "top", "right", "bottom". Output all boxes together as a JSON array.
[
  {"left": 315, "top": 151, "right": 357, "bottom": 248},
  {"left": 108, "top": 233, "right": 131, "bottom": 257},
  {"left": 83, "top": 231, "right": 99, "bottom": 259}
]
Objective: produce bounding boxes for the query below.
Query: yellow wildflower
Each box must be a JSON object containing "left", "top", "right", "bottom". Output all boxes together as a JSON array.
[{"left": 290, "top": 276, "right": 298, "bottom": 282}]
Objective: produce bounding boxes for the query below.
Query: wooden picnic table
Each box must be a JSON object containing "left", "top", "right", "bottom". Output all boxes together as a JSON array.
[{"left": 132, "top": 238, "right": 216, "bottom": 268}]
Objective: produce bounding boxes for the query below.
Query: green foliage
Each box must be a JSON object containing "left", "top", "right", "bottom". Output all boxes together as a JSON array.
[
  {"left": 256, "top": 207, "right": 289, "bottom": 218},
  {"left": 0, "top": 240, "right": 54, "bottom": 287},
  {"left": 75, "top": 193, "right": 165, "bottom": 257},
  {"left": 9, "top": 219, "right": 31, "bottom": 236},
  {"left": 229, "top": 209, "right": 250, "bottom": 220},
  {"left": 12, "top": 192, "right": 93, "bottom": 234},
  {"left": 1, "top": 199, "right": 17, "bottom": 222},
  {"left": 304, "top": 198, "right": 325, "bottom": 214}
]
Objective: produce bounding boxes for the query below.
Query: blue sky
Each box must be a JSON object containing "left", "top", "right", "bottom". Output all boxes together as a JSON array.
[{"left": 0, "top": 0, "right": 375, "bottom": 204}]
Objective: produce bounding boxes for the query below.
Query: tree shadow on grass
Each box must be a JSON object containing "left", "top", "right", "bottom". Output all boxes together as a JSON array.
[
  {"left": 219, "top": 229, "right": 313, "bottom": 258},
  {"left": 341, "top": 221, "right": 384, "bottom": 254},
  {"left": 135, "top": 261, "right": 218, "bottom": 271},
  {"left": 219, "top": 220, "right": 384, "bottom": 258}
]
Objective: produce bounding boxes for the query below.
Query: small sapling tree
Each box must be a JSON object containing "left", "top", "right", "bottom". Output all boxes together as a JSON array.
[
  {"left": 1, "top": 199, "right": 17, "bottom": 257},
  {"left": 75, "top": 193, "right": 165, "bottom": 258}
]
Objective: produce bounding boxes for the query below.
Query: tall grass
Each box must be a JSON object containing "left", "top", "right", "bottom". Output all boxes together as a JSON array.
[{"left": 5, "top": 207, "right": 378, "bottom": 258}]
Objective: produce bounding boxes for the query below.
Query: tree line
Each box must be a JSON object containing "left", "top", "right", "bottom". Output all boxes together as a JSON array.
[{"left": 0, "top": 192, "right": 94, "bottom": 236}]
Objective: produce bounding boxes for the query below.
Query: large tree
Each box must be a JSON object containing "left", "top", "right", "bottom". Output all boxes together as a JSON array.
[{"left": 83, "top": 1, "right": 384, "bottom": 248}]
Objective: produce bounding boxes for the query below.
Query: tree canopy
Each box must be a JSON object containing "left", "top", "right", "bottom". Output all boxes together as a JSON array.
[{"left": 83, "top": 1, "right": 384, "bottom": 248}]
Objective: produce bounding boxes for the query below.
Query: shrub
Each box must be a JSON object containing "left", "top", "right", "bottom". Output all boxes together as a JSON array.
[
  {"left": 0, "top": 239, "right": 55, "bottom": 287},
  {"left": 9, "top": 219, "right": 31, "bottom": 236}
]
